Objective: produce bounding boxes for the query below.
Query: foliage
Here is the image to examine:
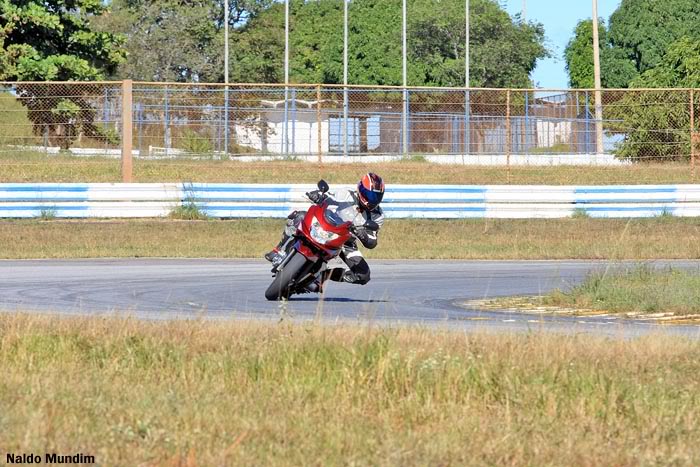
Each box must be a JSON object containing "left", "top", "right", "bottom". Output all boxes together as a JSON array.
[
  {"left": 564, "top": 20, "right": 636, "bottom": 89},
  {"left": 544, "top": 265, "right": 700, "bottom": 315},
  {"left": 608, "top": 0, "right": 700, "bottom": 76},
  {"left": 231, "top": 0, "right": 548, "bottom": 87},
  {"left": 38, "top": 207, "right": 57, "bottom": 220},
  {"left": 564, "top": 1, "right": 700, "bottom": 160},
  {"left": 230, "top": 3, "right": 286, "bottom": 83},
  {"left": 0, "top": 0, "right": 125, "bottom": 80},
  {"left": 101, "top": 0, "right": 274, "bottom": 82},
  {"left": 570, "top": 208, "right": 590, "bottom": 219},
  {"left": 609, "top": 38, "right": 700, "bottom": 161},
  {"left": 13, "top": 83, "right": 122, "bottom": 150},
  {"left": 0, "top": 0, "right": 125, "bottom": 150},
  {"left": 565, "top": 0, "right": 700, "bottom": 89},
  {"left": 100, "top": 0, "right": 275, "bottom": 82},
  {"left": 170, "top": 183, "right": 210, "bottom": 220},
  {"left": 410, "top": 0, "right": 547, "bottom": 88},
  {"left": 180, "top": 128, "right": 214, "bottom": 155},
  {"left": 169, "top": 201, "right": 210, "bottom": 220},
  {"left": 634, "top": 37, "right": 700, "bottom": 89}
]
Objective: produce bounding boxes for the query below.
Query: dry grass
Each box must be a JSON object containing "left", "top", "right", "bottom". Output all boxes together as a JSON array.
[
  {"left": 1, "top": 314, "right": 699, "bottom": 466},
  {"left": 542, "top": 266, "right": 700, "bottom": 315},
  {"left": 0, "top": 154, "right": 697, "bottom": 184},
  {"left": 1, "top": 217, "right": 700, "bottom": 260}
]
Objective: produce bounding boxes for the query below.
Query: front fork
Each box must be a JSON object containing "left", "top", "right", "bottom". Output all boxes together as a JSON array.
[{"left": 272, "top": 238, "right": 328, "bottom": 292}]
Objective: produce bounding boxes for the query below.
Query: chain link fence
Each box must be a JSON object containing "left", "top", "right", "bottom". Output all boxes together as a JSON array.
[
  {"left": 1, "top": 82, "right": 698, "bottom": 183},
  {"left": 0, "top": 82, "right": 123, "bottom": 181}
]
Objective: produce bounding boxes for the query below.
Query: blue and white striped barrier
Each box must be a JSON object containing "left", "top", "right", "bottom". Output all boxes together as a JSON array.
[{"left": 2, "top": 183, "right": 700, "bottom": 219}]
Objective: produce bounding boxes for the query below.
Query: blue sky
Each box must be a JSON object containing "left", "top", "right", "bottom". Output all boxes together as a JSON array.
[{"left": 502, "top": 0, "right": 621, "bottom": 89}]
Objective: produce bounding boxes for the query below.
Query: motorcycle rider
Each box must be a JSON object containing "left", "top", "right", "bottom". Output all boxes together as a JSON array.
[{"left": 264, "top": 172, "right": 385, "bottom": 286}]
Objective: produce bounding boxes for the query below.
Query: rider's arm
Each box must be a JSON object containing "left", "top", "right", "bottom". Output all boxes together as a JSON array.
[{"left": 354, "top": 209, "right": 383, "bottom": 249}]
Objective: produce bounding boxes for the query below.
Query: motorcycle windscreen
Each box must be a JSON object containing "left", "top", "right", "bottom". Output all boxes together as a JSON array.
[{"left": 323, "top": 205, "right": 350, "bottom": 228}]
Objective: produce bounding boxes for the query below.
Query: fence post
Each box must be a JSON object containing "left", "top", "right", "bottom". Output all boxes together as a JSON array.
[
  {"left": 506, "top": 89, "right": 511, "bottom": 184},
  {"left": 691, "top": 88, "right": 696, "bottom": 181},
  {"left": 121, "top": 80, "right": 133, "bottom": 183},
  {"left": 291, "top": 88, "right": 297, "bottom": 155},
  {"left": 317, "top": 85, "right": 322, "bottom": 168},
  {"left": 464, "top": 88, "right": 470, "bottom": 160},
  {"left": 164, "top": 86, "right": 170, "bottom": 157},
  {"left": 224, "top": 85, "right": 230, "bottom": 157}
]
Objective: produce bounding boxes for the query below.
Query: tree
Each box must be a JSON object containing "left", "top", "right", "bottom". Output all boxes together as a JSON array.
[
  {"left": 102, "top": 0, "right": 222, "bottom": 82},
  {"left": 564, "top": 19, "right": 636, "bottom": 88},
  {"left": 230, "top": 2, "right": 286, "bottom": 83},
  {"left": 230, "top": 0, "right": 548, "bottom": 87},
  {"left": 102, "top": 0, "right": 274, "bottom": 82},
  {"left": 0, "top": 0, "right": 125, "bottom": 80},
  {"left": 410, "top": 0, "right": 547, "bottom": 88},
  {"left": 564, "top": 0, "right": 700, "bottom": 89},
  {"left": 0, "top": 0, "right": 126, "bottom": 149},
  {"left": 611, "top": 38, "right": 700, "bottom": 161},
  {"left": 608, "top": 0, "right": 700, "bottom": 76}
]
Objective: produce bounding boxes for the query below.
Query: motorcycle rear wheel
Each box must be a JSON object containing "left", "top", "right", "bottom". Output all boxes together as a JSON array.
[{"left": 265, "top": 250, "right": 309, "bottom": 301}]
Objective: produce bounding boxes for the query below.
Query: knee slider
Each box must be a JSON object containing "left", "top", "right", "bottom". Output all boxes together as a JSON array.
[{"left": 354, "top": 271, "right": 370, "bottom": 285}]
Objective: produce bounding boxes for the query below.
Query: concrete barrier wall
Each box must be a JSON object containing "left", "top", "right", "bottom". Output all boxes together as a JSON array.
[{"left": 2, "top": 183, "right": 700, "bottom": 219}]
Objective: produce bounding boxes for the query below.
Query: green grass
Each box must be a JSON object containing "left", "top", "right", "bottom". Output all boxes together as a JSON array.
[
  {"left": 2, "top": 314, "right": 700, "bottom": 465},
  {"left": 168, "top": 202, "right": 209, "bottom": 220},
  {"left": 1, "top": 217, "right": 700, "bottom": 259},
  {"left": 0, "top": 153, "right": 697, "bottom": 184},
  {"left": 543, "top": 266, "right": 700, "bottom": 315}
]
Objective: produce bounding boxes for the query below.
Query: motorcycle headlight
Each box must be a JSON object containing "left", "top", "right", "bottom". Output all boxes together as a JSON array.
[{"left": 310, "top": 216, "right": 339, "bottom": 245}]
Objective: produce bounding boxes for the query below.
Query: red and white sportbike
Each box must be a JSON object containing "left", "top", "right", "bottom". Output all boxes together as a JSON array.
[{"left": 265, "top": 180, "right": 378, "bottom": 301}]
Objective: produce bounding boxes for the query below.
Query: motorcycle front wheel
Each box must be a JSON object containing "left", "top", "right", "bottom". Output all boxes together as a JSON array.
[{"left": 265, "top": 250, "right": 310, "bottom": 301}]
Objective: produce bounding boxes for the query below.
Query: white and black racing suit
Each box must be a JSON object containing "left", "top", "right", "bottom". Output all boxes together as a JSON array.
[{"left": 277, "top": 188, "right": 384, "bottom": 285}]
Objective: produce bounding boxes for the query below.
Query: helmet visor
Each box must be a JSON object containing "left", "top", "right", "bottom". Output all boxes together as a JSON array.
[{"left": 360, "top": 190, "right": 383, "bottom": 209}]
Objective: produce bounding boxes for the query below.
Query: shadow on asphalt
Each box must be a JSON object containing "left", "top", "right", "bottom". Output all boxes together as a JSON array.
[{"left": 290, "top": 297, "right": 389, "bottom": 304}]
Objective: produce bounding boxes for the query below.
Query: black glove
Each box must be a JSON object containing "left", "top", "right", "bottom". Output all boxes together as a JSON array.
[
  {"left": 306, "top": 190, "right": 325, "bottom": 204},
  {"left": 351, "top": 224, "right": 378, "bottom": 249},
  {"left": 351, "top": 225, "right": 369, "bottom": 242}
]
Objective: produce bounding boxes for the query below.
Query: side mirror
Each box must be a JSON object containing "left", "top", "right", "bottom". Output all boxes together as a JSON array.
[
  {"left": 317, "top": 179, "right": 329, "bottom": 193},
  {"left": 364, "top": 220, "right": 379, "bottom": 231}
]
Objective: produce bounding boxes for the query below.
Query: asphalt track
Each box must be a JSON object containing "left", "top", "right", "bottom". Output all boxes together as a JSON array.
[{"left": 2, "top": 259, "right": 700, "bottom": 337}]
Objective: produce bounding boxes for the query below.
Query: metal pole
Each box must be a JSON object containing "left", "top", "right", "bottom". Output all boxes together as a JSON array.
[
  {"left": 402, "top": 0, "right": 408, "bottom": 155},
  {"left": 224, "top": 0, "right": 230, "bottom": 157},
  {"left": 224, "top": 0, "right": 229, "bottom": 84},
  {"left": 317, "top": 85, "right": 322, "bottom": 168},
  {"left": 283, "top": 0, "right": 289, "bottom": 157},
  {"left": 522, "top": 0, "right": 526, "bottom": 21},
  {"left": 164, "top": 86, "right": 170, "bottom": 157},
  {"left": 465, "top": 0, "right": 469, "bottom": 87},
  {"left": 464, "top": 0, "right": 470, "bottom": 157},
  {"left": 506, "top": 89, "right": 511, "bottom": 184},
  {"left": 691, "top": 89, "right": 696, "bottom": 180},
  {"left": 592, "top": 0, "right": 604, "bottom": 156},
  {"left": 291, "top": 88, "right": 296, "bottom": 154},
  {"left": 343, "top": 0, "right": 349, "bottom": 157},
  {"left": 525, "top": 91, "right": 529, "bottom": 154}
]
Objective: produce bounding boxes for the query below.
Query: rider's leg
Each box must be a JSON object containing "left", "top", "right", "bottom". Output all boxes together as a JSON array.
[
  {"left": 264, "top": 211, "right": 305, "bottom": 262},
  {"left": 328, "top": 247, "right": 371, "bottom": 285}
]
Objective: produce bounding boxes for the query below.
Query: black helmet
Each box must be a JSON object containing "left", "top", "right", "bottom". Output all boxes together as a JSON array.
[{"left": 357, "top": 173, "right": 385, "bottom": 210}]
